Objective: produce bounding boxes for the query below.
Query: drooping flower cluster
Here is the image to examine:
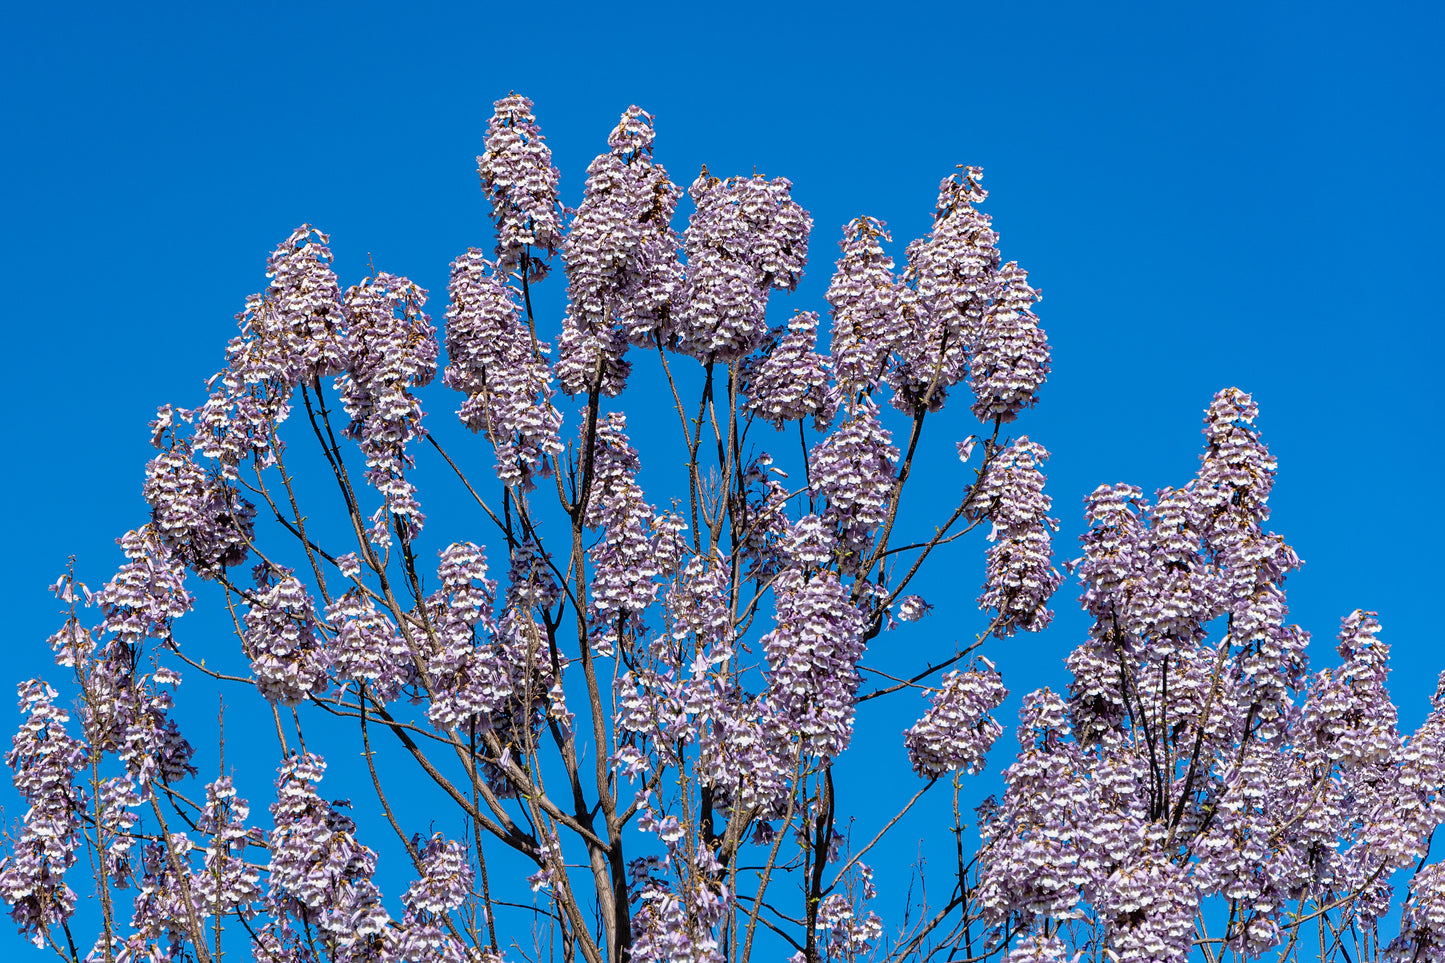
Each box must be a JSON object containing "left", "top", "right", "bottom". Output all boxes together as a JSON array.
[
  {"left": 197, "top": 226, "right": 347, "bottom": 473},
  {"left": 143, "top": 427, "right": 256, "bottom": 578},
  {"left": 627, "top": 848, "right": 732, "bottom": 963},
  {"left": 583, "top": 414, "right": 687, "bottom": 627},
  {"left": 1303, "top": 611, "right": 1401, "bottom": 767},
  {"left": 976, "top": 689, "right": 1092, "bottom": 926},
  {"left": 93, "top": 525, "right": 193, "bottom": 648},
  {"left": 444, "top": 249, "right": 564, "bottom": 489},
  {"left": 326, "top": 587, "right": 413, "bottom": 702},
  {"left": 387, "top": 834, "right": 475, "bottom": 962},
  {"left": 190, "top": 776, "right": 262, "bottom": 918},
  {"left": 558, "top": 106, "right": 685, "bottom": 396},
  {"left": 815, "top": 890, "right": 883, "bottom": 963},
  {"left": 85, "top": 528, "right": 197, "bottom": 789},
  {"left": 967, "top": 438, "right": 1061, "bottom": 634},
  {"left": 478, "top": 93, "right": 563, "bottom": 279},
  {"left": 675, "top": 171, "right": 812, "bottom": 360},
  {"left": 422, "top": 542, "right": 517, "bottom": 731},
  {"left": 1385, "top": 863, "right": 1445, "bottom": 962},
  {"left": 904, "top": 660, "right": 1008, "bottom": 777},
  {"left": 827, "top": 216, "right": 908, "bottom": 405}
]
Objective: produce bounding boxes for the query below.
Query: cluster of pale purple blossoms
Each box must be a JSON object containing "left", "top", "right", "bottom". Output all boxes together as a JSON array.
[
  {"left": 15, "top": 91, "right": 1438, "bottom": 963},
  {"left": 444, "top": 249, "right": 563, "bottom": 489},
  {"left": 478, "top": 94, "right": 565, "bottom": 281},
  {"left": 969, "top": 389, "right": 1445, "bottom": 960},
  {"left": 967, "top": 438, "right": 1063, "bottom": 635}
]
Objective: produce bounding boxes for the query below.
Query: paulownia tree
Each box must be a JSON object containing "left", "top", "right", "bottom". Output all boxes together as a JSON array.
[{"left": 2, "top": 94, "right": 1442, "bottom": 963}]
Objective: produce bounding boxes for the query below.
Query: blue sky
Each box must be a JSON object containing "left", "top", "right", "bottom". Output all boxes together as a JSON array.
[{"left": 2, "top": 0, "right": 1441, "bottom": 956}]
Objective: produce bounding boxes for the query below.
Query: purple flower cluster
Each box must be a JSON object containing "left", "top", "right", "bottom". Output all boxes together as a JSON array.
[
  {"left": 444, "top": 249, "right": 564, "bottom": 489},
  {"left": 826, "top": 217, "right": 908, "bottom": 405},
  {"left": 197, "top": 226, "right": 347, "bottom": 473},
  {"left": 558, "top": 107, "right": 684, "bottom": 396},
  {"left": 478, "top": 94, "right": 563, "bottom": 281},
  {"left": 739, "top": 310, "right": 832, "bottom": 429},
  {"left": 807, "top": 398, "right": 898, "bottom": 571},
  {"left": 0, "top": 682, "right": 86, "bottom": 946},
  {"left": 892, "top": 169, "right": 999, "bottom": 413},
  {"left": 968, "top": 438, "right": 1061, "bottom": 634},
  {"left": 338, "top": 273, "right": 437, "bottom": 545},
  {"left": 191, "top": 776, "right": 262, "bottom": 917},
  {"left": 583, "top": 415, "right": 687, "bottom": 625},
  {"left": 675, "top": 171, "right": 812, "bottom": 360},
  {"left": 243, "top": 567, "right": 329, "bottom": 707},
  {"left": 627, "top": 840, "right": 731, "bottom": 963},
  {"left": 760, "top": 569, "right": 867, "bottom": 759},
  {"left": 264, "top": 753, "right": 389, "bottom": 947},
  {"left": 903, "top": 660, "right": 1008, "bottom": 777},
  {"left": 143, "top": 429, "right": 256, "bottom": 578},
  {"left": 968, "top": 261, "right": 1049, "bottom": 423},
  {"left": 325, "top": 588, "right": 412, "bottom": 702},
  {"left": 1385, "top": 863, "right": 1445, "bottom": 961}
]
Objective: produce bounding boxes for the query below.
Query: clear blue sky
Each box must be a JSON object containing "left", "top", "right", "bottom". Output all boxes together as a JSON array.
[{"left": 2, "top": 0, "right": 1441, "bottom": 956}]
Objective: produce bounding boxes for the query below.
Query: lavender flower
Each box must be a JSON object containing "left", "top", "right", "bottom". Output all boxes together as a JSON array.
[
  {"left": 968, "top": 261, "right": 1050, "bottom": 423},
  {"left": 558, "top": 106, "right": 684, "bottom": 395},
  {"left": 339, "top": 272, "right": 436, "bottom": 542},
  {"left": 893, "top": 168, "right": 1000, "bottom": 412},
  {"left": 761, "top": 569, "right": 867, "bottom": 759}
]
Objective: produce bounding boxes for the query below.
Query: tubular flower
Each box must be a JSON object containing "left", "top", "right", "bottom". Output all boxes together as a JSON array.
[
  {"left": 0, "top": 681, "right": 88, "bottom": 947},
  {"left": 444, "top": 249, "right": 563, "bottom": 488},
  {"left": 807, "top": 398, "right": 898, "bottom": 572},
  {"left": 325, "top": 589, "right": 413, "bottom": 704},
  {"left": 760, "top": 569, "right": 867, "bottom": 759},
  {"left": 1384, "top": 863, "right": 1445, "bottom": 962},
  {"left": 191, "top": 776, "right": 262, "bottom": 916},
  {"left": 339, "top": 273, "right": 436, "bottom": 539},
  {"left": 479, "top": 93, "right": 563, "bottom": 281},
  {"left": 197, "top": 227, "right": 349, "bottom": 475},
  {"left": 583, "top": 414, "right": 687, "bottom": 621},
  {"left": 143, "top": 432, "right": 256, "bottom": 578},
  {"left": 267, "top": 753, "right": 390, "bottom": 944}
]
